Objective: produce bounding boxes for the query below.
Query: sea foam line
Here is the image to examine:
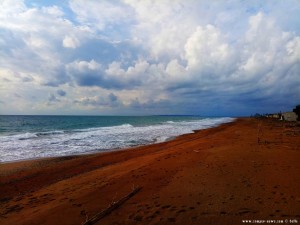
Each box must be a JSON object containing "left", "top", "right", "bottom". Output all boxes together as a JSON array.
[{"left": 0, "top": 117, "right": 235, "bottom": 162}]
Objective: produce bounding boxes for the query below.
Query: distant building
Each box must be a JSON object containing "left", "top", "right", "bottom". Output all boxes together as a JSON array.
[
  {"left": 266, "top": 113, "right": 280, "bottom": 119},
  {"left": 282, "top": 112, "right": 298, "bottom": 121}
]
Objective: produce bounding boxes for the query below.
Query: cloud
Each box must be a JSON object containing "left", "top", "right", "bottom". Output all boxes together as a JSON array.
[
  {"left": 66, "top": 59, "right": 151, "bottom": 89},
  {"left": 21, "top": 76, "right": 34, "bottom": 82},
  {"left": 74, "top": 92, "right": 122, "bottom": 108},
  {"left": 48, "top": 93, "right": 60, "bottom": 103},
  {"left": 0, "top": 0, "right": 92, "bottom": 87},
  {"left": 66, "top": 59, "right": 103, "bottom": 87},
  {"left": 57, "top": 89, "right": 66, "bottom": 96},
  {"left": 124, "top": 0, "right": 197, "bottom": 59},
  {"left": 0, "top": 0, "right": 299, "bottom": 115},
  {"left": 63, "top": 35, "right": 80, "bottom": 48},
  {"left": 184, "top": 24, "right": 234, "bottom": 77},
  {"left": 104, "top": 60, "right": 149, "bottom": 87},
  {"left": 69, "top": 0, "right": 134, "bottom": 40}
]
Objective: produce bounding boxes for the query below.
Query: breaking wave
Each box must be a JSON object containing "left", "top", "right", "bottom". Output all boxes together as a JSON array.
[{"left": 0, "top": 118, "right": 234, "bottom": 162}]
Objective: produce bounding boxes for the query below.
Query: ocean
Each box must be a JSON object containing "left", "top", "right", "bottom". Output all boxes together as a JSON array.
[{"left": 0, "top": 115, "right": 234, "bottom": 162}]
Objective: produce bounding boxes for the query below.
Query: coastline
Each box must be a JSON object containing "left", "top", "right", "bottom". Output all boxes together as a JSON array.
[
  {"left": 1, "top": 118, "right": 300, "bottom": 225},
  {"left": 0, "top": 116, "right": 234, "bottom": 163}
]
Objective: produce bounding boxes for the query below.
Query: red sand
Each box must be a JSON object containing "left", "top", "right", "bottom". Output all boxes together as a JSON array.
[{"left": 1, "top": 118, "right": 300, "bottom": 225}]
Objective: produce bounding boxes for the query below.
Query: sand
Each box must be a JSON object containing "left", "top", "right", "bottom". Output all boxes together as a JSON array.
[{"left": 0, "top": 118, "right": 300, "bottom": 225}]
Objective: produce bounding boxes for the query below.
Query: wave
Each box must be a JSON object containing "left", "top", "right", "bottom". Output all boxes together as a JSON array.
[
  {"left": 16, "top": 132, "right": 38, "bottom": 140},
  {"left": 36, "top": 131, "right": 65, "bottom": 136},
  {"left": 74, "top": 123, "right": 134, "bottom": 133},
  {"left": 165, "top": 121, "right": 175, "bottom": 124},
  {"left": 1, "top": 130, "right": 65, "bottom": 141},
  {"left": 1, "top": 124, "right": 134, "bottom": 142},
  {"left": 119, "top": 123, "right": 133, "bottom": 128},
  {"left": 0, "top": 117, "right": 234, "bottom": 162}
]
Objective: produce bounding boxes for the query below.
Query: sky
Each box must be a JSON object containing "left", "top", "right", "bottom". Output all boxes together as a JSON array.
[{"left": 0, "top": 0, "right": 299, "bottom": 116}]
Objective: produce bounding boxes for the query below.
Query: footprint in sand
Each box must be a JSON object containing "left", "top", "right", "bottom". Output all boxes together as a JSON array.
[
  {"left": 161, "top": 205, "right": 171, "bottom": 209},
  {"left": 154, "top": 210, "right": 161, "bottom": 215},
  {"left": 168, "top": 218, "right": 176, "bottom": 222},
  {"left": 169, "top": 206, "right": 177, "bottom": 211},
  {"left": 14, "top": 197, "right": 23, "bottom": 202},
  {"left": 133, "top": 215, "right": 143, "bottom": 221},
  {"left": 176, "top": 209, "right": 186, "bottom": 214},
  {"left": 4, "top": 204, "right": 24, "bottom": 214},
  {"left": 72, "top": 203, "right": 82, "bottom": 207},
  {"left": 238, "top": 208, "right": 252, "bottom": 215},
  {"left": 147, "top": 214, "right": 156, "bottom": 219}
]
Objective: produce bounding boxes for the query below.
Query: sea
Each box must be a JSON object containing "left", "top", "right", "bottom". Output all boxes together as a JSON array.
[{"left": 0, "top": 115, "right": 234, "bottom": 163}]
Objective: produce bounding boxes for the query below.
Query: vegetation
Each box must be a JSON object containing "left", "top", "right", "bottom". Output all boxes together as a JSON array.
[{"left": 293, "top": 105, "right": 300, "bottom": 121}]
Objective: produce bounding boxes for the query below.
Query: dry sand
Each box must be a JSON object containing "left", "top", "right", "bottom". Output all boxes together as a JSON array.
[{"left": 0, "top": 118, "right": 300, "bottom": 225}]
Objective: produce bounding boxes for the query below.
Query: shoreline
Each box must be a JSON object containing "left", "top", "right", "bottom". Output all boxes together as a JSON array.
[
  {"left": 0, "top": 118, "right": 235, "bottom": 165},
  {"left": 1, "top": 118, "right": 300, "bottom": 225},
  {"left": 0, "top": 117, "right": 235, "bottom": 164}
]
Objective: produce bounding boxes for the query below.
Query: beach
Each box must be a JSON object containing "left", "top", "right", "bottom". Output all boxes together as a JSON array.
[{"left": 1, "top": 118, "right": 300, "bottom": 225}]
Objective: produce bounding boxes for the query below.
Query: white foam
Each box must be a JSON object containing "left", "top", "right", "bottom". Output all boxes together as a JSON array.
[
  {"left": 0, "top": 118, "right": 234, "bottom": 162},
  {"left": 0, "top": 132, "right": 38, "bottom": 141},
  {"left": 165, "top": 121, "right": 175, "bottom": 124},
  {"left": 37, "top": 130, "right": 64, "bottom": 136}
]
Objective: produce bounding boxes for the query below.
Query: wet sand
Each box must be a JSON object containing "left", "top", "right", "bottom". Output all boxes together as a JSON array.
[{"left": 1, "top": 118, "right": 300, "bottom": 225}]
